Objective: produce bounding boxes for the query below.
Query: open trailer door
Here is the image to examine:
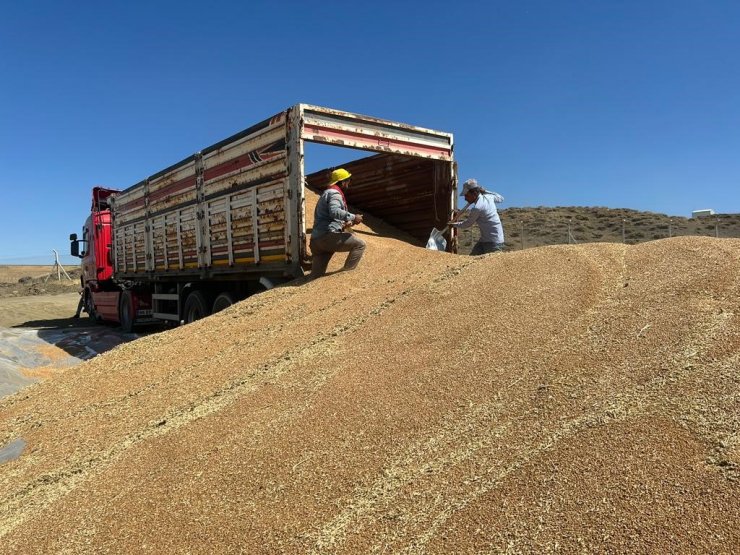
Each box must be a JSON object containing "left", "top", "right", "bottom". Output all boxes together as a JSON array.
[{"left": 289, "top": 104, "right": 457, "bottom": 266}]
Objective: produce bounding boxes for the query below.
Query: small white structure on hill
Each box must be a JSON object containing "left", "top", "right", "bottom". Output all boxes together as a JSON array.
[{"left": 692, "top": 208, "right": 715, "bottom": 218}]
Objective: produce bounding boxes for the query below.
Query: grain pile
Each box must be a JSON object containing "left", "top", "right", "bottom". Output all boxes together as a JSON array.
[{"left": 0, "top": 193, "right": 738, "bottom": 553}]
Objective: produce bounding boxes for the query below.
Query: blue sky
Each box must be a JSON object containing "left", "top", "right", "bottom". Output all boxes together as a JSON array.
[{"left": 1, "top": 0, "right": 738, "bottom": 263}]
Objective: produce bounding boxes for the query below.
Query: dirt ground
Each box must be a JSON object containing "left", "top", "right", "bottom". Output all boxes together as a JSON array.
[
  {"left": 0, "top": 265, "right": 80, "bottom": 300},
  {"left": 0, "top": 292, "right": 81, "bottom": 328}
]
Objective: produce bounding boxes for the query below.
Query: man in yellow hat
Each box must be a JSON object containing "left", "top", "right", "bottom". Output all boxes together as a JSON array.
[{"left": 309, "top": 168, "right": 366, "bottom": 278}]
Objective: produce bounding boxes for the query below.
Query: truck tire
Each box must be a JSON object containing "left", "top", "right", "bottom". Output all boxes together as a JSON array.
[
  {"left": 212, "top": 292, "right": 237, "bottom": 314},
  {"left": 183, "top": 291, "right": 210, "bottom": 324},
  {"left": 119, "top": 290, "right": 136, "bottom": 333}
]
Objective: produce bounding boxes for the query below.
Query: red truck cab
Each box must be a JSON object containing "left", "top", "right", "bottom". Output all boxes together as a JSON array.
[
  {"left": 70, "top": 187, "right": 120, "bottom": 322},
  {"left": 83, "top": 187, "right": 116, "bottom": 283}
]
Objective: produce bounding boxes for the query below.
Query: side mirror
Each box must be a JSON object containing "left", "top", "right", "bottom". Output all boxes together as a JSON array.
[
  {"left": 70, "top": 233, "right": 78, "bottom": 241},
  {"left": 71, "top": 240, "right": 80, "bottom": 258}
]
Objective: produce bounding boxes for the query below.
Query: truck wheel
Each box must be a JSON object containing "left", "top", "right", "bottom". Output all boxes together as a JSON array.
[
  {"left": 119, "top": 291, "right": 136, "bottom": 333},
  {"left": 183, "top": 291, "right": 210, "bottom": 324},
  {"left": 212, "top": 292, "right": 237, "bottom": 314}
]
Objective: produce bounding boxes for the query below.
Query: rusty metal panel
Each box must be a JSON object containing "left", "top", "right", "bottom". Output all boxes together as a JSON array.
[
  {"left": 147, "top": 161, "right": 198, "bottom": 216},
  {"left": 203, "top": 178, "right": 288, "bottom": 268},
  {"left": 112, "top": 182, "right": 147, "bottom": 226},
  {"left": 206, "top": 197, "right": 230, "bottom": 266},
  {"left": 199, "top": 112, "right": 289, "bottom": 268},
  {"left": 300, "top": 105, "right": 453, "bottom": 161},
  {"left": 145, "top": 206, "right": 198, "bottom": 272},
  {"left": 255, "top": 181, "right": 287, "bottom": 262},
  {"left": 112, "top": 224, "right": 124, "bottom": 273},
  {"left": 202, "top": 125, "right": 286, "bottom": 195},
  {"left": 177, "top": 206, "right": 199, "bottom": 268},
  {"left": 117, "top": 208, "right": 197, "bottom": 274},
  {"left": 151, "top": 214, "right": 167, "bottom": 271},
  {"left": 130, "top": 222, "right": 147, "bottom": 272},
  {"left": 112, "top": 109, "right": 295, "bottom": 277}
]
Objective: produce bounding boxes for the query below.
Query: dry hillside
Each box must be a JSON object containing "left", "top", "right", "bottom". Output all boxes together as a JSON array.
[
  {"left": 458, "top": 207, "right": 740, "bottom": 253},
  {"left": 0, "top": 193, "right": 738, "bottom": 553}
]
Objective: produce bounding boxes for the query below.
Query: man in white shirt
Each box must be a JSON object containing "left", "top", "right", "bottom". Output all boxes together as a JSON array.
[{"left": 450, "top": 178, "right": 505, "bottom": 254}]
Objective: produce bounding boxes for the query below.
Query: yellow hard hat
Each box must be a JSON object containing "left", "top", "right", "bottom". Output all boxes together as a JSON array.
[{"left": 329, "top": 168, "right": 351, "bottom": 185}]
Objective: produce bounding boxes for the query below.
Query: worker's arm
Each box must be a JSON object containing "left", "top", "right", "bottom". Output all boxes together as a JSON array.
[{"left": 450, "top": 206, "right": 480, "bottom": 230}]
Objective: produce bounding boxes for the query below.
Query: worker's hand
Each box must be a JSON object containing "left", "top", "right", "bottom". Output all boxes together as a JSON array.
[{"left": 353, "top": 214, "right": 364, "bottom": 225}]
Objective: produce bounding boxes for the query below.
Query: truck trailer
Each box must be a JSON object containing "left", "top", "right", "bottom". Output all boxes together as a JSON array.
[{"left": 70, "top": 104, "right": 457, "bottom": 331}]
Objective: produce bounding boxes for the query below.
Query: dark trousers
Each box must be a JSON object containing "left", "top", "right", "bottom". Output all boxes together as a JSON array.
[
  {"left": 471, "top": 241, "right": 505, "bottom": 255},
  {"left": 309, "top": 232, "right": 366, "bottom": 279}
]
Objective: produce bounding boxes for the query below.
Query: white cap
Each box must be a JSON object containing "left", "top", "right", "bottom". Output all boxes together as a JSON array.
[{"left": 461, "top": 178, "right": 482, "bottom": 196}]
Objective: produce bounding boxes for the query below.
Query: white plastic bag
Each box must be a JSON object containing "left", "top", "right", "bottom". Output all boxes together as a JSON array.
[{"left": 426, "top": 228, "right": 447, "bottom": 251}]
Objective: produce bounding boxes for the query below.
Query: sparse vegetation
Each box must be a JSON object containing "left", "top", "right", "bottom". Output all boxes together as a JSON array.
[
  {"left": 458, "top": 207, "right": 740, "bottom": 252},
  {"left": 0, "top": 266, "right": 80, "bottom": 297}
]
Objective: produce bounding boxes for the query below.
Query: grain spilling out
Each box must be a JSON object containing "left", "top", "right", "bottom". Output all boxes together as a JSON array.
[{"left": 1, "top": 187, "right": 738, "bottom": 554}]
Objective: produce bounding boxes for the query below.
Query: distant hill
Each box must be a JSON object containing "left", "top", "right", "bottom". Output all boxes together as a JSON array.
[{"left": 457, "top": 206, "right": 740, "bottom": 253}]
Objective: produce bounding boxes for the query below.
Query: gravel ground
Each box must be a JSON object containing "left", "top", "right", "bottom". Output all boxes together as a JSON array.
[{"left": 0, "top": 197, "right": 738, "bottom": 553}]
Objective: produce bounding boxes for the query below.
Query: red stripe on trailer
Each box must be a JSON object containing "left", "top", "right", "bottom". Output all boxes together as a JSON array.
[
  {"left": 149, "top": 176, "right": 197, "bottom": 203},
  {"left": 117, "top": 197, "right": 146, "bottom": 212},
  {"left": 204, "top": 150, "right": 282, "bottom": 182},
  {"left": 204, "top": 154, "right": 254, "bottom": 182},
  {"left": 304, "top": 125, "right": 451, "bottom": 158}
]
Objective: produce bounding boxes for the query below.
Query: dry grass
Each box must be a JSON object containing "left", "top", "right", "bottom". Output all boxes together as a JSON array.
[
  {"left": 0, "top": 192, "right": 738, "bottom": 554},
  {"left": 0, "top": 266, "right": 79, "bottom": 298},
  {"left": 0, "top": 266, "right": 58, "bottom": 284}
]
